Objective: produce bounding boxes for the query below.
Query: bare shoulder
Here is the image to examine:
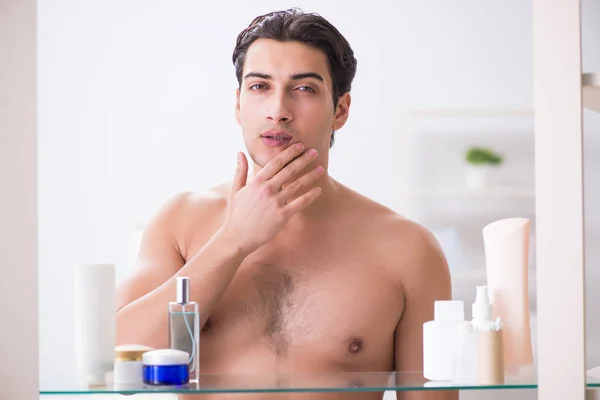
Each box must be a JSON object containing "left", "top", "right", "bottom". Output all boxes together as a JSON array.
[
  {"left": 382, "top": 215, "right": 450, "bottom": 290},
  {"left": 147, "top": 182, "right": 231, "bottom": 257},
  {"left": 338, "top": 184, "right": 449, "bottom": 286},
  {"left": 154, "top": 184, "right": 228, "bottom": 227}
]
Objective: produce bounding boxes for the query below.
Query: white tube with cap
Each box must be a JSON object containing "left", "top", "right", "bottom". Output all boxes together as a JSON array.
[{"left": 73, "top": 263, "right": 116, "bottom": 386}]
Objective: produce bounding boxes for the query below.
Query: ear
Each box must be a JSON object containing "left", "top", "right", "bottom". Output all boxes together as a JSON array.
[
  {"left": 235, "top": 88, "right": 241, "bottom": 126},
  {"left": 332, "top": 92, "right": 351, "bottom": 131}
]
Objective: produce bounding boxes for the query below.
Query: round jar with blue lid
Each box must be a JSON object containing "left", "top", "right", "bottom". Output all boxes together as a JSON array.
[{"left": 142, "top": 349, "right": 190, "bottom": 386}]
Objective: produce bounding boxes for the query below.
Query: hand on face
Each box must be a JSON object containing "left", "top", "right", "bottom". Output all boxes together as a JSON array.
[{"left": 221, "top": 142, "right": 324, "bottom": 254}]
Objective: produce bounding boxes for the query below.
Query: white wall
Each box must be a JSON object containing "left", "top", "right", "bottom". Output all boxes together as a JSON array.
[{"left": 37, "top": 0, "right": 600, "bottom": 398}]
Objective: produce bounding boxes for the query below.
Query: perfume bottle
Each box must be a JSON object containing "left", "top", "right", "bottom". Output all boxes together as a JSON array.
[{"left": 168, "top": 276, "right": 200, "bottom": 382}]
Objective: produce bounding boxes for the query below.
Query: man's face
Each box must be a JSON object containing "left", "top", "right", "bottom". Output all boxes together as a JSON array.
[{"left": 236, "top": 38, "right": 350, "bottom": 169}]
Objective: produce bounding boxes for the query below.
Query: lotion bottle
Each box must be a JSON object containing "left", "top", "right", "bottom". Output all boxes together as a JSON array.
[
  {"left": 477, "top": 317, "right": 505, "bottom": 385},
  {"left": 423, "top": 300, "right": 464, "bottom": 381}
]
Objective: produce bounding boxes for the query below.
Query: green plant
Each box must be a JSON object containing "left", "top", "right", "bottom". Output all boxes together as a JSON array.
[{"left": 465, "top": 146, "right": 503, "bottom": 166}]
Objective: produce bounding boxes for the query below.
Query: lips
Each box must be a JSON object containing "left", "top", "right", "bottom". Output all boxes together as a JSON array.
[
  {"left": 261, "top": 131, "right": 293, "bottom": 147},
  {"left": 263, "top": 136, "right": 289, "bottom": 141},
  {"left": 261, "top": 131, "right": 292, "bottom": 140}
]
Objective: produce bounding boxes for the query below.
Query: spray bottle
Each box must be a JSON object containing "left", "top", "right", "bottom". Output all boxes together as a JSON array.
[{"left": 472, "top": 285, "right": 495, "bottom": 331}]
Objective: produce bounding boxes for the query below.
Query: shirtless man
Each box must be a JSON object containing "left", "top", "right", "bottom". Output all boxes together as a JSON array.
[{"left": 116, "top": 8, "right": 455, "bottom": 400}]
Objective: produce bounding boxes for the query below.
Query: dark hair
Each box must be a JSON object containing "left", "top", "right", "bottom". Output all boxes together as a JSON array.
[{"left": 232, "top": 8, "right": 358, "bottom": 148}]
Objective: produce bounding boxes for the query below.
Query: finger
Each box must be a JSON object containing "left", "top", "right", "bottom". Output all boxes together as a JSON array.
[
  {"left": 269, "top": 148, "right": 319, "bottom": 189},
  {"left": 282, "top": 186, "right": 322, "bottom": 216},
  {"left": 231, "top": 152, "right": 248, "bottom": 194},
  {"left": 255, "top": 142, "right": 305, "bottom": 181},
  {"left": 277, "top": 165, "right": 324, "bottom": 202}
]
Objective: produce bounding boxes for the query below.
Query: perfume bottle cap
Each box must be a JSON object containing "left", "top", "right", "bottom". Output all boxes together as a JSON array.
[{"left": 176, "top": 276, "right": 190, "bottom": 304}]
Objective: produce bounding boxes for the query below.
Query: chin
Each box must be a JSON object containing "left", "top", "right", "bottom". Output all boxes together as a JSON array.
[
  {"left": 248, "top": 151, "right": 272, "bottom": 169},
  {"left": 249, "top": 146, "right": 286, "bottom": 169}
]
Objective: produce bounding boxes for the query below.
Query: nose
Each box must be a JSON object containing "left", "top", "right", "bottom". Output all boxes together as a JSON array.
[{"left": 266, "top": 92, "right": 293, "bottom": 123}]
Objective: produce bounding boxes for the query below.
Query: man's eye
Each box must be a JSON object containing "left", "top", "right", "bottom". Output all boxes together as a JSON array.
[
  {"left": 297, "top": 86, "right": 315, "bottom": 93},
  {"left": 249, "top": 84, "right": 268, "bottom": 91}
]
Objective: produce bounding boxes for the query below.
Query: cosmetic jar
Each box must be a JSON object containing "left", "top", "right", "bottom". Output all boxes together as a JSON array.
[
  {"left": 113, "top": 344, "right": 153, "bottom": 388},
  {"left": 142, "top": 349, "right": 190, "bottom": 386}
]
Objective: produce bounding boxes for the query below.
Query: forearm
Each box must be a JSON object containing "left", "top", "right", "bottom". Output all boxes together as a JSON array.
[{"left": 116, "top": 227, "right": 249, "bottom": 347}]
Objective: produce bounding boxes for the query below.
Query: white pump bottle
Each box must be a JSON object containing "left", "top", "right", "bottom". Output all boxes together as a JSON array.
[{"left": 472, "top": 285, "right": 495, "bottom": 331}]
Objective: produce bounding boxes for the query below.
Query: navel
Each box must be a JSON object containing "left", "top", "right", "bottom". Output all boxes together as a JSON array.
[{"left": 347, "top": 337, "right": 364, "bottom": 354}]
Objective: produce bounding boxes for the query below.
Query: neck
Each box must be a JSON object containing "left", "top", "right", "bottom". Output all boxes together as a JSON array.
[
  {"left": 299, "top": 172, "right": 337, "bottom": 217},
  {"left": 286, "top": 173, "right": 338, "bottom": 228}
]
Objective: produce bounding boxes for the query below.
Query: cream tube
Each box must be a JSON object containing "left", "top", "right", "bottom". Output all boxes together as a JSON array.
[
  {"left": 482, "top": 218, "right": 533, "bottom": 374},
  {"left": 73, "top": 263, "right": 116, "bottom": 386}
]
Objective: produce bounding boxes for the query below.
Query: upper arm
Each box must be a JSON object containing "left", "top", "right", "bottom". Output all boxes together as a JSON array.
[
  {"left": 393, "top": 224, "right": 457, "bottom": 400},
  {"left": 115, "top": 193, "right": 190, "bottom": 312},
  {"left": 116, "top": 189, "right": 228, "bottom": 312}
]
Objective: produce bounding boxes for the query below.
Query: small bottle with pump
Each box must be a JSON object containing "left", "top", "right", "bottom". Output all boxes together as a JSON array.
[
  {"left": 476, "top": 317, "right": 505, "bottom": 385},
  {"left": 471, "top": 285, "right": 505, "bottom": 384},
  {"left": 472, "top": 285, "right": 495, "bottom": 331},
  {"left": 168, "top": 277, "right": 200, "bottom": 382}
]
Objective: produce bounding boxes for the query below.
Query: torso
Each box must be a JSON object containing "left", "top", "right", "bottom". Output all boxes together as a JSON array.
[{"left": 177, "top": 181, "right": 408, "bottom": 399}]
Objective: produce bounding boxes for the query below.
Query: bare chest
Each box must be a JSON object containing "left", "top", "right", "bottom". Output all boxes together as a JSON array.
[{"left": 197, "top": 243, "right": 404, "bottom": 370}]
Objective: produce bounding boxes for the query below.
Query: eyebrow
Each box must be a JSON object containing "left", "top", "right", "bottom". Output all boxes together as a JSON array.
[{"left": 243, "top": 72, "right": 324, "bottom": 83}]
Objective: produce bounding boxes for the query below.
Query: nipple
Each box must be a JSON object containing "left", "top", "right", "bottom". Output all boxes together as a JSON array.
[{"left": 347, "top": 338, "right": 363, "bottom": 354}]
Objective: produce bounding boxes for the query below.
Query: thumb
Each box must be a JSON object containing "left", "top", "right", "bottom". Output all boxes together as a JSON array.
[{"left": 232, "top": 152, "right": 248, "bottom": 194}]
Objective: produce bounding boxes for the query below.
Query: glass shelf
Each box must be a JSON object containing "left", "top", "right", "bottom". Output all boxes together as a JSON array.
[{"left": 40, "top": 371, "right": 542, "bottom": 395}]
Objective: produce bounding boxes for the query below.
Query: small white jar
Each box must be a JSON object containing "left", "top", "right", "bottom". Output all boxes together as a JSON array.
[{"left": 113, "top": 344, "right": 153, "bottom": 389}]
